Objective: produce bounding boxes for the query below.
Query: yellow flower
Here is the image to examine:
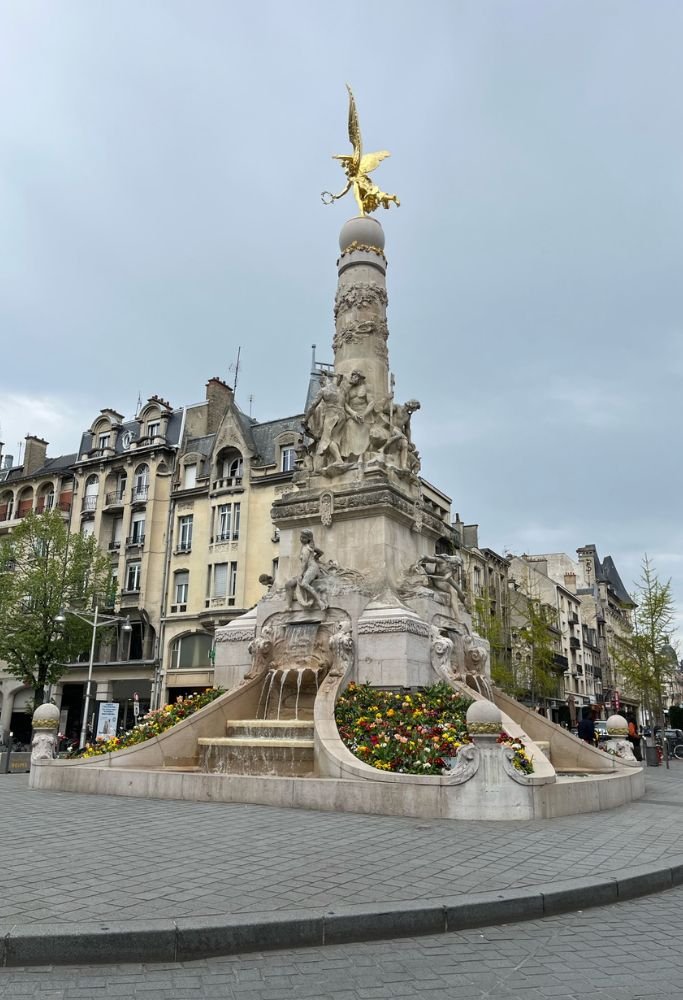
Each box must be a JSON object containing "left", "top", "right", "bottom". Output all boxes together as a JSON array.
[{"left": 386, "top": 709, "right": 395, "bottom": 717}]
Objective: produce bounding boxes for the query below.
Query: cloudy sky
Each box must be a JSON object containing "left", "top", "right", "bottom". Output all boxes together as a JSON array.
[{"left": 2, "top": 1, "right": 682, "bottom": 635}]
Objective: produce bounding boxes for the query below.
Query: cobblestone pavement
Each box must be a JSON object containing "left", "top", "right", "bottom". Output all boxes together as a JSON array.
[
  {"left": 2, "top": 886, "right": 683, "bottom": 998},
  {"left": 2, "top": 765, "right": 683, "bottom": 928}
]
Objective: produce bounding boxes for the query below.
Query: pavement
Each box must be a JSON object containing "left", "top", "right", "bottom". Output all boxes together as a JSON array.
[
  {"left": 2, "top": 886, "right": 683, "bottom": 998},
  {"left": 2, "top": 764, "right": 683, "bottom": 968}
]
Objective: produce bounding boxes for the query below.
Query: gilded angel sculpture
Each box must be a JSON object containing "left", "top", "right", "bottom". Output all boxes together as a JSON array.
[{"left": 321, "top": 85, "right": 400, "bottom": 216}]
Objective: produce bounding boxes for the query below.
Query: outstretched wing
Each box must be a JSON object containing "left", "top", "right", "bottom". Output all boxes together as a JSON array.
[
  {"left": 346, "top": 83, "right": 362, "bottom": 171},
  {"left": 359, "top": 150, "right": 391, "bottom": 174}
]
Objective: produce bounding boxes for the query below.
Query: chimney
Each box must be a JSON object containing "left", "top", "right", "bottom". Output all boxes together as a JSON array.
[
  {"left": 564, "top": 572, "right": 577, "bottom": 594},
  {"left": 462, "top": 524, "right": 479, "bottom": 549},
  {"left": 23, "top": 435, "right": 48, "bottom": 475},
  {"left": 206, "top": 377, "right": 234, "bottom": 434}
]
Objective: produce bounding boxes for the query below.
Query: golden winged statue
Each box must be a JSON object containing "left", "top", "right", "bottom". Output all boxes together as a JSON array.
[{"left": 321, "top": 85, "right": 400, "bottom": 216}]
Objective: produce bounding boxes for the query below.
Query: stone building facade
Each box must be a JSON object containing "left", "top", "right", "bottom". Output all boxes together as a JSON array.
[{"left": 531, "top": 547, "right": 637, "bottom": 718}]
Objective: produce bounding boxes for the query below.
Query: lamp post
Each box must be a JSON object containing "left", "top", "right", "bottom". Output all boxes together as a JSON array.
[{"left": 54, "top": 606, "right": 132, "bottom": 749}]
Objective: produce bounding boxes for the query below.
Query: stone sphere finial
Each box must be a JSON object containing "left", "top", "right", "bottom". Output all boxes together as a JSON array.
[
  {"left": 466, "top": 699, "right": 502, "bottom": 736},
  {"left": 32, "top": 702, "right": 60, "bottom": 730},
  {"left": 339, "top": 216, "right": 385, "bottom": 254},
  {"left": 606, "top": 714, "right": 628, "bottom": 737}
]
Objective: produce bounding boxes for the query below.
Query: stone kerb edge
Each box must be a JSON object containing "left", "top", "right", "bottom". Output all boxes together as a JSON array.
[{"left": 3, "top": 864, "right": 682, "bottom": 967}]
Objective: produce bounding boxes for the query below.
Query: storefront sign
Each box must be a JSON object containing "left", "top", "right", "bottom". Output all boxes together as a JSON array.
[{"left": 96, "top": 702, "right": 119, "bottom": 740}]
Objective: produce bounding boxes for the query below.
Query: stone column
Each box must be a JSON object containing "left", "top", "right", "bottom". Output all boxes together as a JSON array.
[{"left": 333, "top": 216, "right": 390, "bottom": 403}]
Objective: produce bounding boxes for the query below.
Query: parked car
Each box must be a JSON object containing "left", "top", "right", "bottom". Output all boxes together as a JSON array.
[{"left": 593, "top": 721, "right": 609, "bottom": 743}]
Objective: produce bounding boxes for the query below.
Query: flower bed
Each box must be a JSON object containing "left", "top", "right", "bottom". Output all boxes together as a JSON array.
[
  {"left": 335, "top": 682, "right": 534, "bottom": 776},
  {"left": 335, "top": 682, "right": 472, "bottom": 775},
  {"left": 81, "top": 689, "right": 224, "bottom": 758}
]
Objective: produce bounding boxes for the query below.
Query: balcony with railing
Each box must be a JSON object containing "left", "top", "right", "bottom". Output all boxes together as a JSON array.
[
  {"left": 126, "top": 534, "right": 145, "bottom": 549},
  {"left": 131, "top": 486, "right": 149, "bottom": 504},
  {"left": 81, "top": 495, "right": 98, "bottom": 513},
  {"left": 212, "top": 531, "right": 240, "bottom": 543},
  {"left": 210, "top": 476, "right": 243, "bottom": 493},
  {"left": 105, "top": 490, "right": 126, "bottom": 508}
]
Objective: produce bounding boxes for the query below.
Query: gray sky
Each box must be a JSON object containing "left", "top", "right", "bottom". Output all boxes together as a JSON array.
[{"left": 2, "top": 1, "right": 682, "bottom": 638}]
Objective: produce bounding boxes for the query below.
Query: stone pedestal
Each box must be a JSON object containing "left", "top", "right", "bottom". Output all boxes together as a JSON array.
[{"left": 31, "top": 702, "right": 60, "bottom": 763}]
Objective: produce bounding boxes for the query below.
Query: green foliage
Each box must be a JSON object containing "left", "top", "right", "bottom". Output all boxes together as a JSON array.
[
  {"left": 0, "top": 511, "right": 112, "bottom": 705},
  {"left": 82, "top": 688, "right": 224, "bottom": 757},
  {"left": 506, "top": 588, "right": 563, "bottom": 704},
  {"left": 611, "top": 555, "right": 677, "bottom": 732}
]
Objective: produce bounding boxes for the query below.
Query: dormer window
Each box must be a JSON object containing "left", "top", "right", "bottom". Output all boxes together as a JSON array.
[
  {"left": 98, "top": 432, "right": 111, "bottom": 450},
  {"left": 281, "top": 447, "right": 297, "bottom": 473},
  {"left": 147, "top": 421, "right": 160, "bottom": 439}
]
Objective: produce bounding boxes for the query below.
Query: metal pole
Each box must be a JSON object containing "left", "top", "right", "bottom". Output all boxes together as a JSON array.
[{"left": 79, "top": 604, "right": 99, "bottom": 750}]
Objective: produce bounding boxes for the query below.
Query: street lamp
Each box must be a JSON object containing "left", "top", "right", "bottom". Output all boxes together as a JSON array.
[{"left": 55, "top": 606, "right": 132, "bottom": 749}]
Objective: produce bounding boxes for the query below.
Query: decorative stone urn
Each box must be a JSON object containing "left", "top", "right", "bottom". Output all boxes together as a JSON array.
[
  {"left": 466, "top": 699, "right": 502, "bottom": 742},
  {"left": 604, "top": 713, "right": 636, "bottom": 763},
  {"left": 31, "top": 702, "right": 60, "bottom": 763}
]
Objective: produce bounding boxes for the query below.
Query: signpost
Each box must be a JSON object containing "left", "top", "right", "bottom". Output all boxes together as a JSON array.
[{"left": 96, "top": 702, "right": 119, "bottom": 740}]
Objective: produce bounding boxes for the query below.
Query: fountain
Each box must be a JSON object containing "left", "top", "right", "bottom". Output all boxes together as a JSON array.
[{"left": 29, "top": 88, "right": 645, "bottom": 819}]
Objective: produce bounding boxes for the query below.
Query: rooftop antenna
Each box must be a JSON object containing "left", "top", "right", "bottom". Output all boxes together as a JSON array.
[
  {"left": 311, "top": 343, "right": 316, "bottom": 371},
  {"left": 17, "top": 440, "right": 23, "bottom": 465},
  {"left": 229, "top": 346, "right": 242, "bottom": 398},
  {"left": 136, "top": 391, "right": 143, "bottom": 414},
  {"left": 248, "top": 394, "right": 254, "bottom": 418}
]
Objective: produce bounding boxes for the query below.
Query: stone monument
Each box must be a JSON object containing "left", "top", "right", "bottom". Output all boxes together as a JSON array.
[{"left": 214, "top": 85, "right": 490, "bottom": 696}]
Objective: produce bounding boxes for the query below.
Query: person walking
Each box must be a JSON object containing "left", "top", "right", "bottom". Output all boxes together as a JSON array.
[{"left": 577, "top": 708, "right": 595, "bottom": 745}]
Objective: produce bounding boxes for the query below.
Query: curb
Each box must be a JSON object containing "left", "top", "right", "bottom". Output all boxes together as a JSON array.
[{"left": 2, "top": 861, "right": 682, "bottom": 968}]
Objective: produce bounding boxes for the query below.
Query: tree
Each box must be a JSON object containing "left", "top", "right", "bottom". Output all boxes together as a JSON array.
[
  {"left": 481, "top": 581, "right": 563, "bottom": 707},
  {"left": 0, "top": 511, "right": 113, "bottom": 708},
  {"left": 611, "top": 555, "right": 678, "bottom": 742}
]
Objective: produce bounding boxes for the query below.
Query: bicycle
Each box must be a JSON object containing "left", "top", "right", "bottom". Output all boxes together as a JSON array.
[{"left": 672, "top": 742, "right": 683, "bottom": 760}]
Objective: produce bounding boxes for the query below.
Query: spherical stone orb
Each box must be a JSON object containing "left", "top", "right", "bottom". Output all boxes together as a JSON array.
[
  {"left": 339, "top": 216, "right": 385, "bottom": 253},
  {"left": 606, "top": 714, "right": 628, "bottom": 736},
  {"left": 32, "top": 702, "right": 60, "bottom": 729},
  {"left": 466, "top": 699, "right": 502, "bottom": 733}
]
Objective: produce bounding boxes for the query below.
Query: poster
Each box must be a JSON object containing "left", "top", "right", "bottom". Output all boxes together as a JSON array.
[{"left": 96, "top": 702, "right": 119, "bottom": 740}]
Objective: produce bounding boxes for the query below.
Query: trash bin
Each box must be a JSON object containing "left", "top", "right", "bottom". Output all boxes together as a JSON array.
[{"left": 645, "top": 745, "right": 660, "bottom": 766}]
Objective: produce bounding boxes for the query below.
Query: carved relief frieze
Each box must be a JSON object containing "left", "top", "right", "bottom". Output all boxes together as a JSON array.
[
  {"left": 214, "top": 627, "right": 256, "bottom": 643},
  {"left": 320, "top": 491, "right": 334, "bottom": 527},
  {"left": 357, "top": 617, "right": 431, "bottom": 637},
  {"left": 333, "top": 282, "right": 388, "bottom": 320}
]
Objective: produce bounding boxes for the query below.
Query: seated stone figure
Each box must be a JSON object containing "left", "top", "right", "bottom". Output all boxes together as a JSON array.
[{"left": 285, "top": 529, "right": 329, "bottom": 612}]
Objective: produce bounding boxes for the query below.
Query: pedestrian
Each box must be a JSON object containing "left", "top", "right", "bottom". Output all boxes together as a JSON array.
[
  {"left": 628, "top": 716, "right": 642, "bottom": 761},
  {"left": 577, "top": 708, "right": 595, "bottom": 745}
]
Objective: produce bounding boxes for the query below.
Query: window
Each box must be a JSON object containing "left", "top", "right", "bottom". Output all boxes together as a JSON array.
[
  {"left": 81, "top": 520, "right": 95, "bottom": 539},
  {"left": 215, "top": 502, "right": 240, "bottom": 541},
  {"left": 147, "top": 421, "right": 160, "bottom": 439},
  {"left": 43, "top": 490, "right": 55, "bottom": 510},
  {"left": 183, "top": 464, "right": 197, "bottom": 490},
  {"left": 229, "top": 561, "right": 238, "bottom": 599},
  {"left": 83, "top": 475, "right": 99, "bottom": 511},
  {"left": 221, "top": 455, "right": 243, "bottom": 482},
  {"left": 126, "top": 562, "right": 141, "bottom": 592},
  {"left": 170, "top": 632, "right": 212, "bottom": 670},
  {"left": 174, "top": 570, "right": 189, "bottom": 605},
  {"left": 131, "top": 511, "right": 145, "bottom": 545},
  {"left": 116, "top": 473, "right": 127, "bottom": 500},
  {"left": 281, "top": 447, "right": 297, "bottom": 473},
  {"left": 133, "top": 465, "right": 149, "bottom": 501},
  {"left": 178, "top": 514, "right": 193, "bottom": 551},
  {"left": 98, "top": 432, "right": 110, "bottom": 450},
  {"left": 112, "top": 517, "right": 123, "bottom": 549},
  {"left": 213, "top": 562, "right": 228, "bottom": 598}
]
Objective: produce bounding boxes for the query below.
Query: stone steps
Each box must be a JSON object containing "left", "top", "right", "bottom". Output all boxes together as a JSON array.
[
  {"left": 225, "top": 720, "right": 315, "bottom": 741},
  {"left": 199, "top": 719, "right": 316, "bottom": 777}
]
